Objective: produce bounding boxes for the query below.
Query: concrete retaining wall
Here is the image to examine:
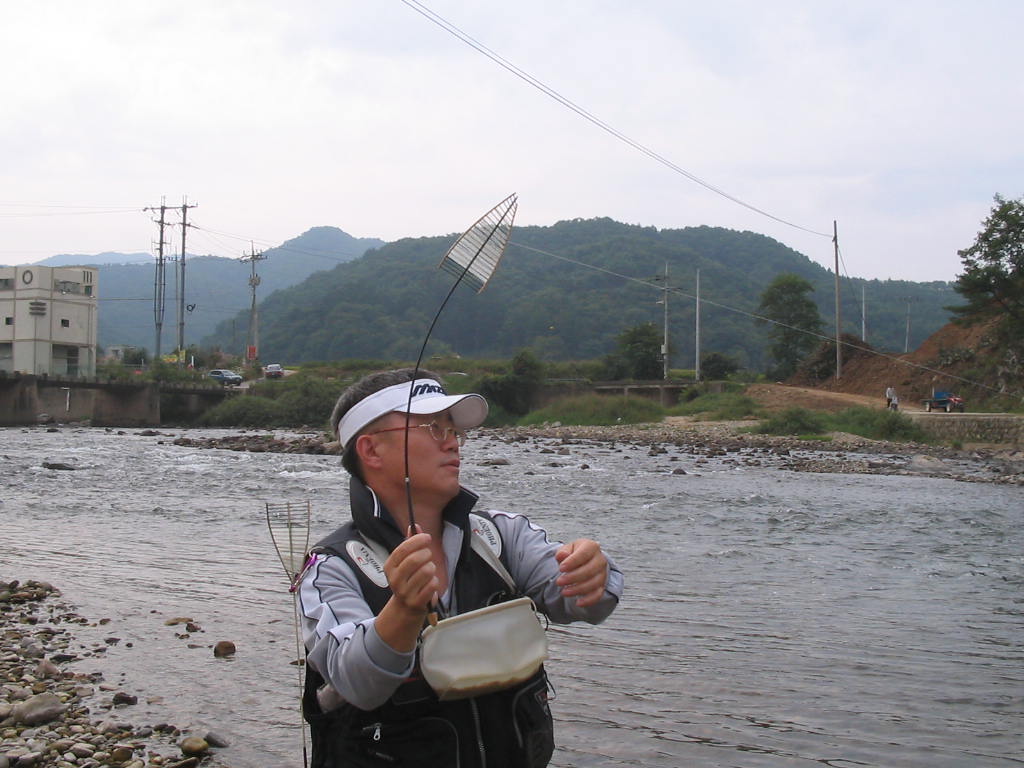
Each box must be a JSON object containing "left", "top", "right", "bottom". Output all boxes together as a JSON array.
[
  {"left": 0, "top": 374, "right": 160, "bottom": 427},
  {"left": 904, "top": 412, "right": 1024, "bottom": 446}
]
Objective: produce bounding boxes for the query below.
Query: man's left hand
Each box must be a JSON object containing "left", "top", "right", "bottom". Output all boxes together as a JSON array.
[{"left": 554, "top": 539, "right": 609, "bottom": 607}]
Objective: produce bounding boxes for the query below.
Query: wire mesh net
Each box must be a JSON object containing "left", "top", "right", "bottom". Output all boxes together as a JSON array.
[
  {"left": 438, "top": 193, "right": 517, "bottom": 292},
  {"left": 265, "top": 500, "right": 312, "bottom": 591}
]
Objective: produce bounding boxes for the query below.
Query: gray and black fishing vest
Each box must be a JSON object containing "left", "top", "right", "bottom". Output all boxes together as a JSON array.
[{"left": 302, "top": 481, "right": 554, "bottom": 768}]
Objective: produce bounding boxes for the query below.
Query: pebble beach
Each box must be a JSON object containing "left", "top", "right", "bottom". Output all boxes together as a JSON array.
[{"left": 1, "top": 581, "right": 229, "bottom": 768}]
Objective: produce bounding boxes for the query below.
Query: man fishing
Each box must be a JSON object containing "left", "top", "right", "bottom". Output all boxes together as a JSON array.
[{"left": 298, "top": 368, "right": 623, "bottom": 768}]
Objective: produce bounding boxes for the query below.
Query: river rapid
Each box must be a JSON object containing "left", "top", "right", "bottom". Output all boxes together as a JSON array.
[{"left": 2, "top": 426, "right": 1022, "bottom": 767}]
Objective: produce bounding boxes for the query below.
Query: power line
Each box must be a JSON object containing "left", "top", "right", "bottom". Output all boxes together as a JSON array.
[
  {"left": 0, "top": 205, "right": 143, "bottom": 218},
  {"left": 399, "top": 0, "right": 831, "bottom": 239}
]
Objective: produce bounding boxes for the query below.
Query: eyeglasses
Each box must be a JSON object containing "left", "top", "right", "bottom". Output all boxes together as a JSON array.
[{"left": 369, "top": 420, "right": 467, "bottom": 447}]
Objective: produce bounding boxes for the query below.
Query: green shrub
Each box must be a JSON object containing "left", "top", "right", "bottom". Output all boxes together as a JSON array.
[
  {"left": 275, "top": 376, "right": 346, "bottom": 427},
  {"left": 755, "top": 405, "right": 929, "bottom": 442},
  {"left": 756, "top": 407, "right": 829, "bottom": 436},
  {"left": 669, "top": 392, "right": 760, "bottom": 421},
  {"left": 199, "top": 395, "right": 284, "bottom": 428},
  {"left": 96, "top": 362, "right": 144, "bottom": 382},
  {"left": 827, "top": 407, "right": 928, "bottom": 442},
  {"left": 518, "top": 394, "right": 663, "bottom": 426}
]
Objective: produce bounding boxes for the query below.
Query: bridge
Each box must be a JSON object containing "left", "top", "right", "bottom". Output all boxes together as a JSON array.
[
  {"left": 590, "top": 380, "right": 694, "bottom": 406},
  {"left": 0, "top": 372, "right": 234, "bottom": 427}
]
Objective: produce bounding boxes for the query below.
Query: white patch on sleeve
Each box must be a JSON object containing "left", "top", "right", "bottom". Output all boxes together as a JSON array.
[
  {"left": 345, "top": 540, "right": 389, "bottom": 588},
  {"left": 469, "top": 513, "right": 502, "bottom": 557}
]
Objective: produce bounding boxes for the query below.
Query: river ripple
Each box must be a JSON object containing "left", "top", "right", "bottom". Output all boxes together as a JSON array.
[{"left": 2, "top": 426, "right": 1022, "bottom": 767}]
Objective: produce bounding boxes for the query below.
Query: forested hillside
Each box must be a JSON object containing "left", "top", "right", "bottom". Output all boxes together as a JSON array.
[
  {"left": 76, "top": 227, "right": 383, "bottom": 351},
  {"left": 203, "top": 218, "right": 958, "bottom": 370}
]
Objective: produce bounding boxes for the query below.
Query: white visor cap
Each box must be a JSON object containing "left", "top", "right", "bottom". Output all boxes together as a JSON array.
[{"left": 337, "top": 379, "right": 488, "bottom": 449}]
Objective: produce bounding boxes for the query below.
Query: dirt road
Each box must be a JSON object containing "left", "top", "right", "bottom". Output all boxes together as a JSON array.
[{"left": 744, "top": 383, "right": 894, "bottom": 413}]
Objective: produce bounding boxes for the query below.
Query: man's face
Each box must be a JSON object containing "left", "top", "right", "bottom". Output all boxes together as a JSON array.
[{"left": 369, "top": 409, "right": 463, "bottom": 504}]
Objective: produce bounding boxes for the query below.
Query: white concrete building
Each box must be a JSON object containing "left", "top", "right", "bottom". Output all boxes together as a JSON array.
[{"left": 0, "top": 265, "right": 99, "bottom": 376}]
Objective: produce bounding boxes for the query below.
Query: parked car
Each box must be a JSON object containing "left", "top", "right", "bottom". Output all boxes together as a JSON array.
[
  {"left": 208, "top": 369, "right": 243, "bottom": 386},
  {"left": 264, "top": 363, "right": 284, "bottom": 379},
  {"left": 922, "top": 390, "right": 965, "bottom": 412}
]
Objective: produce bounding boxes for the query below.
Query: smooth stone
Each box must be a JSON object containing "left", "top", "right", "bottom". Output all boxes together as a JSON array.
[
  {"left": 179, "top": 736, "right": 208, "bottom": 756},
  {"left": 11, "top": 693, "right": 66, "bottom": 725}
]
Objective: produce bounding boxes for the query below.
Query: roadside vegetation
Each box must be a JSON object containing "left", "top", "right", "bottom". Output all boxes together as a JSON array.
[
  {"left": 517, "top": 394, "right": 663, "bottom": 427},
  {"left": 198, "top": 374, "right": 345, "bottom": 429},
  {"left": 668, "top": 390, "right": 761, "bottom": 421},
  {"left": 754, "top": 406, "right": 930, "bottom": 443}
]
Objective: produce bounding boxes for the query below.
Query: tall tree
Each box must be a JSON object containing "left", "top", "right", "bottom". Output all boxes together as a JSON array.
[
  {"left": 700, "top": 351, "right": 739, "bottom": 380},
  {"left": 602, "top": 323, "right": 663, "bottom": 380},
  {"left": 757, "top": 274, "right": 824, "bottom": 379},
  {"left": 951, "top": 194, "right": 1024, "bottom": 338},
  {"left": 478, "top": 349, "right": 546, "bottom": 416}
]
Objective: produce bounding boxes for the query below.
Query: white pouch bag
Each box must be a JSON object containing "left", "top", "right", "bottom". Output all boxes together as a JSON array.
[
  {"left": 419, "top": 595, "right": 548, "bottom": 701},
  {"left": 355, "top": 521, "right": 549, "bottom": 701}
]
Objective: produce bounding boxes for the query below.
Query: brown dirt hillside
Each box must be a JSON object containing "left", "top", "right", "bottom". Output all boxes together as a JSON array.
[{"left": 791, "top": 318, "right": 1003, "bottom": 409}]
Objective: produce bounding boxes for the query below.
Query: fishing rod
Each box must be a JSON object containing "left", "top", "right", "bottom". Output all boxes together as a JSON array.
[{"left": 401, "top": 193, "right": 518, "bottom": 536}]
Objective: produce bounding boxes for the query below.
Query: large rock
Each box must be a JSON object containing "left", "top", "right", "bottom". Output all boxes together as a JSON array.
[
  {"left": 909, "top": 454, "right": 947, "bottom": 472},
  {"left": 11, "top": 692, "right": 66, "bottom": 725}
]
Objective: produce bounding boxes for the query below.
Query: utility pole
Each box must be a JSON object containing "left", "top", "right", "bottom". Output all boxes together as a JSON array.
[
  {"left": 861, "top": 284, "right": 867, "bottom": 342},
  {"left": 833, "top": 220, "right": 842, "bottom": 380},
  {"left": 661, "top": 261, "right": 669, "bottom": 380},
  {"left": 175, "top": 198, "right": 197, "bottom": 366},
  {"left": 241, "top": 244, "right": 266, "bottom": 368},
  {"left": 904, "top": 297, "right": 914, "bottom": 353},
  {"left": 694, "top": 269, "right": 701, "bottom": 382},
  {"left": 144, "top": 199, "right": 170, "bottom": 361}
]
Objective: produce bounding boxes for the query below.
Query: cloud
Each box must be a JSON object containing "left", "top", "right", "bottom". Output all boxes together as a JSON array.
[{"left": 0, "top": 0, "right": 1021, "bottom": 281}]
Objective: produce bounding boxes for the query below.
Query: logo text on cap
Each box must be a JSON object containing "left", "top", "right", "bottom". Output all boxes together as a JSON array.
[{"left": 412, "top": 383, "right": 446, "bottom": 397}]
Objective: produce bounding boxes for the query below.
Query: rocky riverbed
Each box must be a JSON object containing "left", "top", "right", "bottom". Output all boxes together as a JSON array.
[
  {"left": 1, "top": 581, "right": 230, "bottom": 768},
  {"left": 168, "top": 420, "right": 1024, "bottom": 486}
]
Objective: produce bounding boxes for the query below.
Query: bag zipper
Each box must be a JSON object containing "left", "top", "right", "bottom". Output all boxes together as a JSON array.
[{"left": 470, "top": 698, "right": 486, "bottom": 767}]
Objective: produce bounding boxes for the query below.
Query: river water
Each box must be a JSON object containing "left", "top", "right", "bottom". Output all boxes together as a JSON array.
[{"left": 2, "top": 426, "right": 1022, "bottom": 767}]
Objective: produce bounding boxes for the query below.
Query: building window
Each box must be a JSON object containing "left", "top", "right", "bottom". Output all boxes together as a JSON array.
[
  {"left": 0, "top": 278, "right": 12, "bottom": 290},
  {"left": 61, "top": 318, "right": 70, "bottom": 328},
  {"left": 4, "top": 317, "right": 11, "bottom": 325}
]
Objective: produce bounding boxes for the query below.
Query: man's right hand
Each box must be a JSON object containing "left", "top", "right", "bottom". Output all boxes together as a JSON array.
[
  {"left": 385, "top": 530, "right": 439, "bottom": 613},
  {"left": 375, "top": 530, "right": 438, "bottom": 652}
]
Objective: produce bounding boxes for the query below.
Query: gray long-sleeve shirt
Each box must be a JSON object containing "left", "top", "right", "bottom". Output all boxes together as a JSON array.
[{"left": 298, "top": 507, "right": 624, "bottom": 711}]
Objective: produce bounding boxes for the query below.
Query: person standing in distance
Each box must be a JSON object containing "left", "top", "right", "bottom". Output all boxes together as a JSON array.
[
  {"left": 885, "top": 385, "right": 896, "bottom": 409},
  {"left": 298, "top": 368, "right": 624, "bottom": 768}
]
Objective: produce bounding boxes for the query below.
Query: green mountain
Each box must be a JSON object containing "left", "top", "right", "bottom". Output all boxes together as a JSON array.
[
  {"left": 76, "top": 227, "right": 383, "bottom": 352},
  {"left": 202, "top": 218, "right": 958, "bottom": 370}
]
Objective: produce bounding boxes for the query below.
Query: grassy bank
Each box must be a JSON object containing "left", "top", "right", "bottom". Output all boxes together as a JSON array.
[{"left": 192, "top": 375, "right": 934, "bottom": 446}]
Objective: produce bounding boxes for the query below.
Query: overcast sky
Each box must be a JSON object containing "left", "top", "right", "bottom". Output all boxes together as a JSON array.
[{"left": 1, "top": 1, "right": 1020, "bottom": 281}]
